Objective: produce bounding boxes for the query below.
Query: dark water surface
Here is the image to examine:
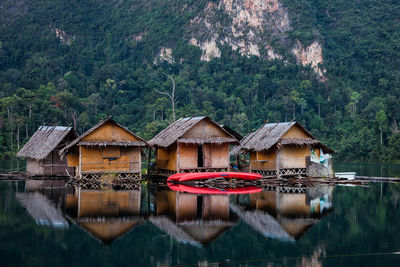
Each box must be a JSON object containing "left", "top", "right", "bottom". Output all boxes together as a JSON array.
[{"left": 1, "top": 164, "right": 400, "bottom": 266}]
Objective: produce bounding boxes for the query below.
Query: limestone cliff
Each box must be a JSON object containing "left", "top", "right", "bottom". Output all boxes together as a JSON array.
[{"left": 156, "top": 0, "right": 326, "bottom": 80}]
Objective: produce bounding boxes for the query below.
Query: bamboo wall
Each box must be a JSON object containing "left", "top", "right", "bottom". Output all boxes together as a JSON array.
[
  {"left": 83, "top": 121, "right": 140, "bottom": 142},
  {"left": 278, "top": 146, "right": 309, "bottom": 168},
  {"left": 281, "top": 126, "right": 309, "bottom": 139},
  {"left": 182, "top": 120, "right": 230, "bottom": 139},
  {"left": 250, "top": 148, "right": 277, "bottom": 170},
  {"left": 177, "top": 143, "right": 229, "bottom": 170},
  {"left": 179, "top": 143, "right": 198, "bottom": 169},
  {"left": 210, "top": 144, "right": 229, "bottom": 168},
  {"left": 26, "top": 159, "right": 41, "bottom": 175},
  {"left": 80, "top": 146, "right": 141, "bottom": 173},
  {"left": 67, "top": 153, "right": 79, "bottom": 168},
  {"left": 157, "top": 143, "right": 177, "bottom": 171},
  {"left": 27, "top": 152, "right": 72, "bottom": 175}
]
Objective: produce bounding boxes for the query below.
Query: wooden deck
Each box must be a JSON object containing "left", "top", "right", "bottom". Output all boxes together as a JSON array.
[{"left": 0, "top": 172, "right": 68, "bottom": 180}]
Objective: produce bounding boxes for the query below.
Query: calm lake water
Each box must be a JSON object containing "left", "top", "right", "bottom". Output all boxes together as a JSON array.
[{"left": 1, "top": 162, "right": 400, "bottom": 266}]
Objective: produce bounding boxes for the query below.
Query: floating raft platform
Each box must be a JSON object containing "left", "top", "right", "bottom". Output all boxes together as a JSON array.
[{"left": 0, "top": 172, "right": 68, "bottom": 180}]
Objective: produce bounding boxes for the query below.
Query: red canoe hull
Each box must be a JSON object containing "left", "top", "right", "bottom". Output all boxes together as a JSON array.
[
  {"left": 167, "top": 172, "right": 262, "bottom": 182},
  {"left": 168, "top": 183, "right": 262, "bottom": 195}
]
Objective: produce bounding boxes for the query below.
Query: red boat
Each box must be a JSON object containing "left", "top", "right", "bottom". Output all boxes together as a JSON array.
[
  {"left": 168, "top": 183, "right": 262, "bottom": 195},
  {"left": 167, "top": 172, "right": 262, "bottom": 182}
]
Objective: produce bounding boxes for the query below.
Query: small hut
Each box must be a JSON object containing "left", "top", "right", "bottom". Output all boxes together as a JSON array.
[
  {"left": 233, "top": 122, "right": 334, "bottom": 178},
  {"left": 17, "top": 126, "right": 78, "bottom": 176},
  {"left": 60, "top": 117, "right": 148, "bottom": 181},
  {"left": 148, "top": 116, "right": 239, "bottom": 176}
]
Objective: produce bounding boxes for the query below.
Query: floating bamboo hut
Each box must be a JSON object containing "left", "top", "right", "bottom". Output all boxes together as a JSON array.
[
  {"left": 60, "top": 117, "right": 148, "bottom": 182},
  {"left": 232, "top": 122, "right": 334, "bottom": 178},
  {"left": 17, "top": 126, "right": 78, "bottom": 176},
  {"left": 148, "top": 116, "right": 239, "bottom": 176}
]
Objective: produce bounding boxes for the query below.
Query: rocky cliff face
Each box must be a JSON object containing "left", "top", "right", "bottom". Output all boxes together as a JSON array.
[
  {"left": 157, "top": 0, "right": 325, "bottom": 80},
  {"left": 292, "top": 40, "right": 326, "bottom": 80}
]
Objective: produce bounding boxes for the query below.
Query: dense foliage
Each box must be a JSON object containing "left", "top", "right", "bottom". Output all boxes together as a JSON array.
[{"left": 0, "top": 0, "right": 399, "bottom": 162}]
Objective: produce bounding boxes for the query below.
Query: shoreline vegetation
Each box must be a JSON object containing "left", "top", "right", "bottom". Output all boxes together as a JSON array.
[{"left": 1, "top": 1, "right": 400, "bottom": 163}]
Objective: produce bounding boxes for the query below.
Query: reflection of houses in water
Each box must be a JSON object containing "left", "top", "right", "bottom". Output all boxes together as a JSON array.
[
  {"left": 65, "top": 187, "right": 144, "bottom": 244},
  {"left": 16, "top": 180, "right": 68, "bottom": 228},
  {"left": 231, "top": 185, "right": 334, "bottom": 241},
  {"left": 150, "top": 191, "right": 237, "bottom": 246},
  {"left": 15, "top": 179, "right": 145, "bottom": 245}
]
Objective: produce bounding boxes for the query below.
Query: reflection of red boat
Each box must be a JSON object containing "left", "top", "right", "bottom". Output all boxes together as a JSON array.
[
  {"left": 168, "top": 183, "right": 262, "bottom": 195},
  {"left": 167, "top": 172, "right": 262, "bottom": 182}
]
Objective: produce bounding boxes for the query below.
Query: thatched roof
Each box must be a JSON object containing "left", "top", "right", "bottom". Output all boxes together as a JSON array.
[
  {"left": 60, "top": 117, "right": 148, "bottom": 156},
  {"left": 179, "top": 220, "right": 236, "bottom": 246},
  {"left": 76, "top": 217, "right": 144, "bottom": 245},
  {"left": 16, "top": 192, "right": 69, "bottom": 228},
  {"left": 149, "top": 216, "right": 202, "bottom": 247},
  {"left": 230, "top": 203, "right": 295, "bottom": 242},
  {"left": 148, "top": 116, "right": 239, "bottom": 148},
  {"left": 232, "top": 122, "right": 333, "bottom": 154},
  {"left": 149, "top": 216, "right": 236, "bottom": 247},
  {"left": 221, "top": 125, "right": 243, "bottom": 141},
  {"left": 17, "top": 126, "right": 77, "bottom": 161}
]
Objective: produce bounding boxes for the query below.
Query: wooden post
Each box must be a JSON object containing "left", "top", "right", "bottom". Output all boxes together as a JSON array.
[
  {"left": 80, "top": 147, "right": 83, "bottom": 178},
  {"left": 154, "top": 147, "right": 158, "bottom": 174},
  {"left": 177, "top": 143, "right": 180, "bottom": 173},
  {"left": 51, "top": 151, "right": 53, "bottom": 175},
  {"left": 17, "top": 124, "right": 20, "bottom": 150},
  {"left": 276, "top": 145, "right": 281, "bottom": 179},
  {"left": 147, "top": 147, "right": 151, "bottom": 180}
]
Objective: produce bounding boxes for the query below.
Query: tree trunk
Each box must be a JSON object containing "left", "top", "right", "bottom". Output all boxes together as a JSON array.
[
  {"left": 155, "top": 74, "right": 176, "bottom": 122},
  {"left": 293, "top": 103, "right": 296, "bottom": 119},
  {"left": 285, "top": 109, "right": 288, "bottom": 122},
  {"left": 71, "top": 109, "right": 77, "bottom": 129},
  {"left": 10, "top": 130, "right": 12, "bottom": 149},
  {"left": 17, "top": 124, "right": 20, "bottom": 150},
  {"left": 26, "top": 123, "right": 28, "bottom": 139},
  {"left": 168, "top": 75, "right": 176, "bottom": 122},
  {"left": 318, "top": 101, "right": 321, "bottom": 117}
]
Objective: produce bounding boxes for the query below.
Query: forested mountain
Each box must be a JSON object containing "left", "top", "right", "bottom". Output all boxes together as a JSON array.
[{"left": 0, "top": 0, "right": 400, "bottom": 162}]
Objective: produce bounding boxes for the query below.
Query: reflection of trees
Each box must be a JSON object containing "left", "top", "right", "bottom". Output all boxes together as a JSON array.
[{"left": 2, "top": 182, "right": 400, "bottom": 266}]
